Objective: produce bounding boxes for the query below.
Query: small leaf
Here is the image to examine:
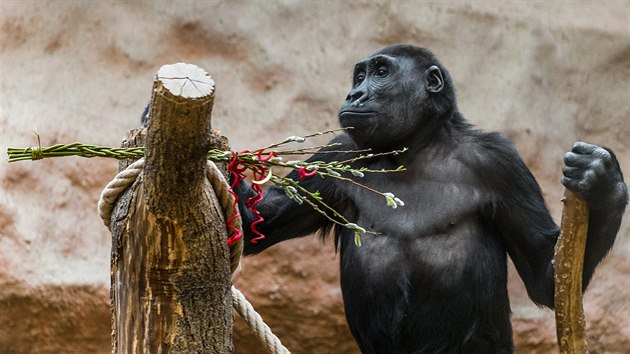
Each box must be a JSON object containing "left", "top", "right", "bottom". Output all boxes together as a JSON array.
[
  {"left": 384, "top": 192, "right": 400, "bottom": 209},
  {"left": 326, "top": 169, "right": 341, "bottom": 177},
  {"left": 384, "top": 193, "right": 395, "bottom": 207},
  {"left": 351, "top": 170, "right": 365, "bottom": 177},
  {"left": 292, "top": 194, "right": 304, "bottom": 205},
  {"left": 354, "top": 232, "right": 362, "bottom": 247},
  {"left": 346, "top": 223, "right": 366, "bottom": 233},
  {"left": 287, "top": 135, "right": 307, "bottom": 143},
  {"left": 284, "top": 186, "right": 297, "bottom": 198}
]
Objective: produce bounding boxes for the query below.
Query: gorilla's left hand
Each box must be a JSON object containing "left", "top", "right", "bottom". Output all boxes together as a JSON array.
[{"left": 562, "top": 141, "right": 628, "bottom": 209}]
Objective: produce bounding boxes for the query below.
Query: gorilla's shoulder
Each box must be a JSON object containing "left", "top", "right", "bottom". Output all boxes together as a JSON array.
[
  {"left": 473, "top": 130, "right": 518, "bottom": 157},
  {"left": 461, "top": 129, "right": 528, "bottom": 180}
]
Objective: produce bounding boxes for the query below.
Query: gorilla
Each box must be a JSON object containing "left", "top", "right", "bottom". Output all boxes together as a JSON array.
[{"left": 236, "top": 45, "right": 628, "bottom": 353}]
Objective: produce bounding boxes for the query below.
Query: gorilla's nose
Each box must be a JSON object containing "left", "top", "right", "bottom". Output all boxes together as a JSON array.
[{"left": 346, "top": 89, "right": 368, "bottom": 106}]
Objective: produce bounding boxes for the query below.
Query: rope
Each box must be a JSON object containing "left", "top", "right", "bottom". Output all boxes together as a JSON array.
[
  {"left": 205, "top": 161, "right": 243, "bottom": 273},
  {"left": 232, "top": 286, "right": 290, "bottom": 354},
  {"left": 98, "top": 158, "right": 145, "bottom": 229},
  {"left": 98, "top": 158, "right": 290, "bottom": 353}
]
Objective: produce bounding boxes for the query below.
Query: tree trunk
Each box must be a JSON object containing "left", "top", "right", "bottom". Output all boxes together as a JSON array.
[{"left": 110, "top": 63, "right": 233, "bottom": 353}]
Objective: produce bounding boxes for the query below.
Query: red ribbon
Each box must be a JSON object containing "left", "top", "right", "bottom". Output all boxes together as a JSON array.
[
  {"left": 226, "top": 149, "right": 276, "bottom": 245},
  {"left": 226, "top": 151, "right": 246, "bottom": 246},
  {"left": 298, "top": 166, "right": 317, "bottom": 180}
]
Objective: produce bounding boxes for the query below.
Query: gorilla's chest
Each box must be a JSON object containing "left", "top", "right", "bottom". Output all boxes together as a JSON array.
[
  {"left": 339, "top": 162, "right": 495, "bottom": 290},
  {"left": 344, "top": 164, "right": 488, "bottom": 240}
]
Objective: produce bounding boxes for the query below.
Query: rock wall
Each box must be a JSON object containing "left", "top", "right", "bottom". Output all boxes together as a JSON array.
[{"left": 1, "top": 1, "right": 628, "bottom": 353}]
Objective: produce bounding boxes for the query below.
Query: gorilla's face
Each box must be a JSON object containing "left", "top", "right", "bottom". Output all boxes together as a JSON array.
[{"left": 339, "top": 46, "right": 446, "bottom": 150}]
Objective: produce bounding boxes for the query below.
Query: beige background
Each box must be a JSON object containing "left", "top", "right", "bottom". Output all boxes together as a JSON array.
[{"left": 1, "top": 1, "right": 629, "bottom": 353}]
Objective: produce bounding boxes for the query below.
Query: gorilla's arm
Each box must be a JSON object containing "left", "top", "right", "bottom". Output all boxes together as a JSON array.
[
  {"left": 560, "top": 142, "right": 628, "bottom": 285},
  {"left": 478, "top": 135, "right": 559, "bottom": 307},
  {"left": 235, "top": 135, "right": 353, "bottom": 255},
  {"left": 235, "top": 181, "right": 330, "bottom": 255},
  {"left": 480, "top": 136, "right": 627, "bottom": 308}
]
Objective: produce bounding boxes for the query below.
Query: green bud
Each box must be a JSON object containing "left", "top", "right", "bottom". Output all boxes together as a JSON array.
[
  {"left": 354, "top": 232, "right": 362, "bottom": 247},
  {"left": 351, "top": 170, "right": 365, "bottom": 177}
]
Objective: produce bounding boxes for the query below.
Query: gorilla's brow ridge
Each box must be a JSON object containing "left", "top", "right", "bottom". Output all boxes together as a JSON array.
[{"left": 355, "top": 55, "right": 396, "bottom": 71}]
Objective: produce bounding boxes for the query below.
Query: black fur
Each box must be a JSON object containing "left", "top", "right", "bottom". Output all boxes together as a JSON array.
[{"left": 238, "top": 45, "right": 628, "bottom": 353}]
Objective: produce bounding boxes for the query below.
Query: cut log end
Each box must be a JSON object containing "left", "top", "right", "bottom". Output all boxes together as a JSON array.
[{"left": 156, "top": 63, "right": 215, "bottom": 99}]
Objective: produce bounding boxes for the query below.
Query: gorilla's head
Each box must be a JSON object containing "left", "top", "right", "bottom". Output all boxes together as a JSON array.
[{"left": 339, "top": 45, "right": 457, "bottom": 150}]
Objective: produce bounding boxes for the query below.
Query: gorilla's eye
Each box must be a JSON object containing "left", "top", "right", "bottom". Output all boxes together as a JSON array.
[
  {"left": 375, "top": 67, "right": 388, "bottom": 77},
  {"left": 356, "top": 72, "right": 366, "bottom": 83}
]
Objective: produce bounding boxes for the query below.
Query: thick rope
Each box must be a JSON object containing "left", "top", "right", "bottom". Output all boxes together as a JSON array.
[
  {"left": 232, "top": 286, "right": 290, "bottom": 354},
  {"left": 98, "top": 158, "right": 289, "bottom": 353},
  {"left": 98, "top": 158, "right": 145, "bottom": 228},
  {"left": 205, "top": 161, "right": 243, "bottom": 272}
]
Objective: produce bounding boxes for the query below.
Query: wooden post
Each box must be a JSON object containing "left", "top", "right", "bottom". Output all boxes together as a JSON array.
[
  {"left": 553, "top": 189, "right": 589, "bottom": 354},
  {"left": 110, "top": 63, "right": 233, "bottom": 353}
]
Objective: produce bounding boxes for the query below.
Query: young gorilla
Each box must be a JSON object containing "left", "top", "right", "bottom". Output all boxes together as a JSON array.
[{"left": 236, "top": 45, "right": 628, "bottom": 353}]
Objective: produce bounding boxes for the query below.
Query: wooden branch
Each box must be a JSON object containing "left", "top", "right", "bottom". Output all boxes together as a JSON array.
[
  {"left": 110, "top": 63, "right": 233, "bottom": 353},
  {"left": 553, "top": 189, "right": 589, "bottom": 354}
]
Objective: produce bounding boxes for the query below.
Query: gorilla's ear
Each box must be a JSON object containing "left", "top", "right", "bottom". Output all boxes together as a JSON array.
[{"left": 425, "top": 65, "right": 444, "bottom": 93}]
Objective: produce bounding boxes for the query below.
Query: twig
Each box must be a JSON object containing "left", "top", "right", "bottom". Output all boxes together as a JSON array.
[{"left": 7, "top": 129, "right": 407, "bottom": 245}]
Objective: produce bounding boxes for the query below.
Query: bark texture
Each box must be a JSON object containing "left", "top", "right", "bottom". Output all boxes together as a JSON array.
[
  {"left": 554, "top": 190, "right": 589, "bottom": 354},
  {"left": 110, "top": 64, "right": 233, "bottom": 353}
]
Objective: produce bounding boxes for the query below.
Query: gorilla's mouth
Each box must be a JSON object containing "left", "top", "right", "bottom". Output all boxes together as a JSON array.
[
  {"left": 339, "top": 111, "right": 377, "bottom": 136},
  {"left": 339, "top": 111, "right": 377, "bottom": 130},
  {"left": 339, "top": 111, "right": 377, "bottom": 125},
  {"left": 339, "top": 110, "right": 376, "bottom": 118}
]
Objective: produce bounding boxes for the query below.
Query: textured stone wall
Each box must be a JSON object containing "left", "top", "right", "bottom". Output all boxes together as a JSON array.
[{"left": 1, "top": 1, "right": 628, "bottom": 353}]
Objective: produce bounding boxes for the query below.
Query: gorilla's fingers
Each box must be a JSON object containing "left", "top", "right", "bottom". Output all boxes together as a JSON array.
[
  {"left": 564, "top": 152, "right": 589, "bottom": 167},
  {"left": 588, "top": 159, "right": 607, "bottom": 176},
  {"left": 571, "top": 141, "right": 598, "bottom": 155},
  {"left": 592, "top": 147, "right": 612, "bottom": 162},
  {"left": 562, "top": 165, "right": 582, "bottom": 179},
  {"left": 561, "top": 176, "right": 581, "bottom": 192}
]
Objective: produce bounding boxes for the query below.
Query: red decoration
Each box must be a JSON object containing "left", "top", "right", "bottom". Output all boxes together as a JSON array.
[
  {"left": 226, "top": 151, "right": 246, "bottom": 246},
  {"left": 298, "top": 166, "right": 317, "bottom": 180},
  {"left": 226, "top": 149, "right": 277, "bottom": 246}
]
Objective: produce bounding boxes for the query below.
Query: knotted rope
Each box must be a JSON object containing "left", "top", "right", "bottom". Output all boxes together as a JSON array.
[{"left": 98, "top": 158, "right": 290, "bottom": 354}]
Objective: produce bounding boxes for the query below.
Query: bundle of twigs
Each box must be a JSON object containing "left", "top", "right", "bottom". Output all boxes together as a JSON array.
[{"left": 8, "top": 129, "right": 406, "bottom": 245}]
